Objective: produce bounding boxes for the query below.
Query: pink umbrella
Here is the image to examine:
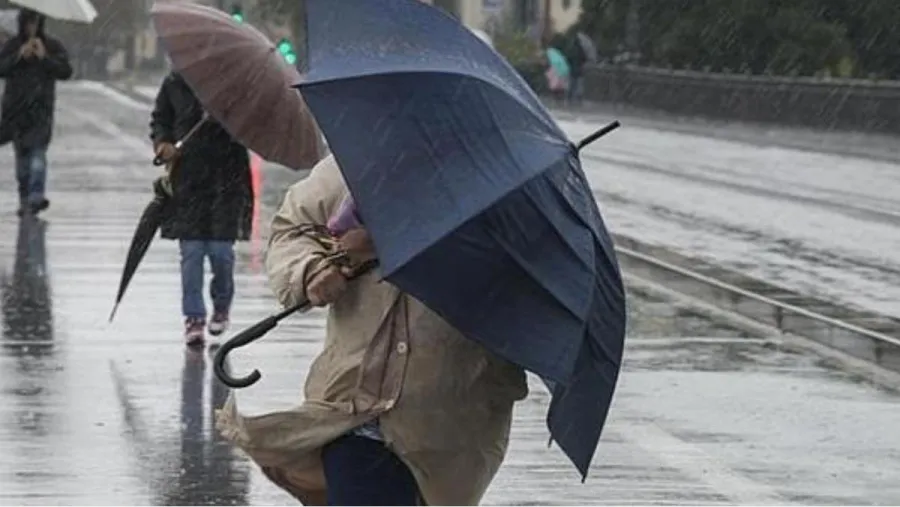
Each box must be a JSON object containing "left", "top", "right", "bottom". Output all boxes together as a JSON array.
[{"left": 150, "top": 1, "right": 321, "bottom": 170}]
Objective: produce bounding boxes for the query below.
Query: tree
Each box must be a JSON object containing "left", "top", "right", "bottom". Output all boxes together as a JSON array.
[
  {"left": 576, "top": 0, "right": 858, "bottom": 77},
  {"left": 576, "top": 0, "right": 628, "bottom": 59}
]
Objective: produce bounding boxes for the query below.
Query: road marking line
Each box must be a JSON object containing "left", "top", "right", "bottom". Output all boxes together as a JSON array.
[
  {"left": 60, "top": 82, "right": 153, "bottom": 153},
  {"left": 619, "top": 423, "right": 785, "bottom": 505},
  {"left": 75, "top": 80, "right": 151, "bottom": 111},
  {"left": 63, "top": 107, "right": 149, "bottom": 153}
]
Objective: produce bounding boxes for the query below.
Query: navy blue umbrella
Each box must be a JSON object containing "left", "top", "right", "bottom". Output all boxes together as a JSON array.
[
  {"left": 299, "top": 0, "right": 626, "bottom": 479},
  {"left": 218, "top": 0, "right": 627, "bottom": 479}
]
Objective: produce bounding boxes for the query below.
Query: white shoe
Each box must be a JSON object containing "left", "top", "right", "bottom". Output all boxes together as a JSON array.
[{"left": 208, "top": 311, "right": 230, "bottom": 336}]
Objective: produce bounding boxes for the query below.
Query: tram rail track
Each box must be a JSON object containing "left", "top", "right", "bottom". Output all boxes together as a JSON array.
[{"left": 613, "top": 233, "right": 900, "bottom": 373}]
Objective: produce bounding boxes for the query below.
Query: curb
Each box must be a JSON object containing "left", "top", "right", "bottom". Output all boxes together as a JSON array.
[{"left": 624, "top": 273, "right": 900, "bottom": 392}]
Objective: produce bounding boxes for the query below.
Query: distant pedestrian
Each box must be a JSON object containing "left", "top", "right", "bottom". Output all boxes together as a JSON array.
[
  {"left": 545, "top": 46, "right": 570, "bottom": 103},
  {"left": 0, "top": 8, "right": 73, "bottom": 217},
  {"left": 150, "top": 71, "right": 254, "bottom": 347},
  {"left": 565, "top": 31, "right": 596, "bottom": 105}
]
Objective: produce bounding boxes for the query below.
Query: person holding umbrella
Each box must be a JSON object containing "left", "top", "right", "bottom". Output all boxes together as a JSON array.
[
  {"left": 561, "top": 30, "right": 595, "bottom": 105},
  {"left": 0, "top": 8, "right": 72, "bottom": 217},
  {"left": 217, "top": 154, "right": 529, "bottom": 505},
  {"left": 150, "top": 71, "right": 254, "bottom": 347},
  {"left": 544, "top": 44, "right": 571, "bottom": 103},
  {"left": 108, "top": 2, "right": 322, "bottom": 331}
]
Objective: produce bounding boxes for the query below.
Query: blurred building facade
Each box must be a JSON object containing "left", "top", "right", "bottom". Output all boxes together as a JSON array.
[
  {"left": 0, "top": 0, "right": 582, "bottom": 79},
  {"left": 425, "top": 0, "right": 581, "bottom": 37}
]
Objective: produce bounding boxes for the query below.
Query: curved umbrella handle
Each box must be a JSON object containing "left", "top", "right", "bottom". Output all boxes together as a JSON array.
[
  {"left": 213, "top": 304, "right": 303, "bottom": 388},
  {"left": 213, "top": 258, "right": 379, "bottom": 388}
]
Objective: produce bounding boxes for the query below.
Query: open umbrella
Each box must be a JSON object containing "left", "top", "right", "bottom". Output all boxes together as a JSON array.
[
  {"left": 215, "top": 0, "right": 626, "bottom": 480},
  {"left": 576, "top": 31, "right": 598, "bottom": 63},
  {"left": 150, "top": 1, "right": 321, "bottom": 171},
  {"left": 546, "top": 46, "right": 571, "bottom": 77},
  {"left": 9, "top": 0, "right": 97, "bottom": 24}
]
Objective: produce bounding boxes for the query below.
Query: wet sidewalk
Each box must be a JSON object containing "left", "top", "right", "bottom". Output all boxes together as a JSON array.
[{"left": 2, "top": 83, "right": 900, "bottom": 505}]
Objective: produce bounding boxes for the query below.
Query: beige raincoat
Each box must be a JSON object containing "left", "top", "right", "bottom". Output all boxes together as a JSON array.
[{"left": 216, "top": 155, "right": 528, "bottom": 505}]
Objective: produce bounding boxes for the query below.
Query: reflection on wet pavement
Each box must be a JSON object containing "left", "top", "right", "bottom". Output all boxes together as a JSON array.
[
  {"left": 2, "top": 216, "right": 53, "bottom": 353},
  {"left": 0, "top": 216, "right": 60, "bottom": 482},
  {"left": 110, "top": 348, "right": 250, "bottom": 506},
  {"left": 2, "top": 83, "right": 900, "bottom": 505}
]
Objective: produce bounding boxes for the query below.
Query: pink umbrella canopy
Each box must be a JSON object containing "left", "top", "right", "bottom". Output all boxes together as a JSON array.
[{"left": 150, "top": 1, "right": 321, "bottom": 170}]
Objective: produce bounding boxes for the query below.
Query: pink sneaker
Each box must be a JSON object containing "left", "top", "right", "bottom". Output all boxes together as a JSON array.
[
  {"left": 208, "top": 311, "right": 230, "bottom": 337},
  {"left": 184, "top": 317, "right": 206, "bottom": 347}
]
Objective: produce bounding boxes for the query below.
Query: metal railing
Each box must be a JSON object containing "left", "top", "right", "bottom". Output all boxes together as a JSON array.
[{"left": 613, "top": 234, "right": 900, "bottom": 370}]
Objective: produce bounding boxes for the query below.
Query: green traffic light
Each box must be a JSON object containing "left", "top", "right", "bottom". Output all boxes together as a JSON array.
[
  {"left": 276, "top": 38, "right": 296, "bottom": 64},
  {"left": 231, "top": 4, "right": 244, "bottom": 23}
]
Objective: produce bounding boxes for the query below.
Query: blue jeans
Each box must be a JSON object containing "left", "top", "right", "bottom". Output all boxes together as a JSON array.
[
  {"left": 322, "top": 434, "right": 419, "bottom": 505},
  {"left": 179, "top": 240, "right": 235, "bottom": 319},
  {"left": 14, "top": 144, "right": 48, "bottom": 205}
]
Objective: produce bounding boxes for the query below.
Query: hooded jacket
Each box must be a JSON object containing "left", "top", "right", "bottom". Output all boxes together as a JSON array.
[{"left": 0, "top": 9, "right": 72, "bottom": 148}]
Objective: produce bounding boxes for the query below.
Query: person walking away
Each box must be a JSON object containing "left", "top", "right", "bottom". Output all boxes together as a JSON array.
[
  {"left": 216, "top": 155, "right": 529, "bottom": 505},
  {"left": 150, "top": 71, "right": 254, "bottom": 347},
  {"left": 0, "top": 8, "right": 72, "bottom": 217}
]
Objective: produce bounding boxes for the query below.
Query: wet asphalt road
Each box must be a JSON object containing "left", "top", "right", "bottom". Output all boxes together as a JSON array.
[{"left": 1, "top": 83, "right": 900, "bottom": 505}]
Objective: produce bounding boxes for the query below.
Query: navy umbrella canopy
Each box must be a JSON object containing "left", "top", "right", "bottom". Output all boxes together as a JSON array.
[{"left": 292, "top": 0, "right": 627, "bottom": 478}]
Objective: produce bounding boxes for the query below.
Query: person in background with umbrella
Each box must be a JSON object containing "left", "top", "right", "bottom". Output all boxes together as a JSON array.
[
  {"left": 217, "top": 154, "right": 530, "bottom": 505},
  {"left": 544, "top": 44, "right": 570, "bottom": 103},
  {"left": 560, "top": 29, "right": 596, "bottom": 106},
  {"left": 150, "top": 71, "right": 254, "bottom": 347},
  {"left": 0, "top": 8, "right": 72, "bottom": 217}
]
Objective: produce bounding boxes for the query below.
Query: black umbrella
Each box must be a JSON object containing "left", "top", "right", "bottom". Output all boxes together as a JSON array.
[
  {"left": 108, "top": 175, "right": 174, "bottom": 322},
  {"left": 110, "top": 118, "right": 208, "bottom": 322}
]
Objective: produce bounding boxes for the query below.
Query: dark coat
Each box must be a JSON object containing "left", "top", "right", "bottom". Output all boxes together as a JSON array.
[
  {"left": 150, "top": 72, "right": 254, "bottom": 242},
  {"left": 564, "top": 35, "right": 587, "bottom": 78},
  {"left": 0, "top": 11, "right": 72, "bottom": 149}
]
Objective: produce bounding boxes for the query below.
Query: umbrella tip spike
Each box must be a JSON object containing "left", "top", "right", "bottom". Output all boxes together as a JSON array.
[
  {"left": 109, "top": 305, "right": 119, "bottom": 323},
  {"left": 575, "top": 120, "right": 621, "bottom": 153}
]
